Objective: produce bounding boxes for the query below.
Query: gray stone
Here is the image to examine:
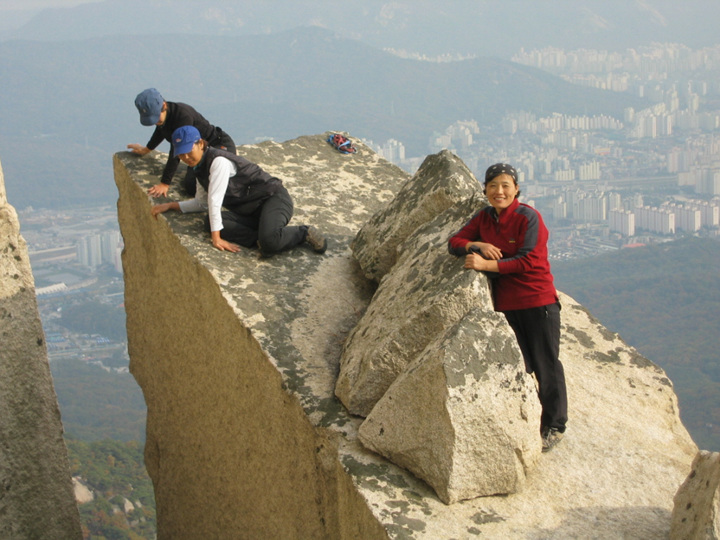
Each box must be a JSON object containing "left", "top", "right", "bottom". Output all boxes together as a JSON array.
[
  {"left": 337, "top": 154, "right": 539, "bottom": 502},
  {"left": 115, "top": 135, "right": 402, "bottom": 539},
  {"left": 671, "top": 450, "right": 720, "bottom": 539},
  {"left": 359, "top": 306, "right": 542, "bottom": 504},
  {"left": 351, "top": 149, "right": 478, "bottom": 282},
  {"left": 0, "top": 159, "right": 82, "bottom": 538},
  {"left": 336, "top": 141, "right": 698, "bottom": 516},
  {"left": 335, "top": 194, "right": 493, "bottom": 418}
]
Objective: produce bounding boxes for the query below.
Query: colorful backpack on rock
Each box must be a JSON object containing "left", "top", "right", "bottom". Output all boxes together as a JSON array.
[{"left": 327, "top": 133, "right": 357, "bottom": 154}]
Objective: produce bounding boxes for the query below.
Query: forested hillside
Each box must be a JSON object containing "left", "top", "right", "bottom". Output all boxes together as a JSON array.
[
  {"left": 552, "top": 237, "right": 720, "bottom": 450},
  {"left": 67, "top": 439, "right": 155, "bottom": 539},
  {"left": 52, "top": 360, "right": 146, "bottom": 442}
]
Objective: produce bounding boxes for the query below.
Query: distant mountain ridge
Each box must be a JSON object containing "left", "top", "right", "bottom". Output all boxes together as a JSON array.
[
  {"left": 5, "top": 0, "right": 719, "bottom": 56},
  {"left": 0, "top": 26, "right": 643, "bottom": 210}
]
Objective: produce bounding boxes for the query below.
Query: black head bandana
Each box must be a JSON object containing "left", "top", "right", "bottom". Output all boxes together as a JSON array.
[{"left": 484, "top": 163, "right": 517, "bottom": 184}]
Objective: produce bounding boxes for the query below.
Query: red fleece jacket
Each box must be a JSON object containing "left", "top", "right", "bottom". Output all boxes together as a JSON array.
[{"left": 448, "top": 198, "right": 558, "bottom": 311}]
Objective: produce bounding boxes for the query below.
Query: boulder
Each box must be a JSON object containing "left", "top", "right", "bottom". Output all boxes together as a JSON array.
[
  {"left": 359, "top": 305, "right": 542, "bottom": 504},
  {"left": 671, "top": 450, "right": 720, "bottom": 539},
  {"left": 351, "top": 149, "right": 478, "bottom": 282},
  {"left": 336, "top": 147, "right": 698, "bottom": 509},
  {"left": 115, "top": 135, "right": 403, "bottom": 539},
  {"left": 335, "top": 193, "right": 490, "bottom": 417},
  {"left": 115, "top": 134, "right": 699, "bottom": 538}
]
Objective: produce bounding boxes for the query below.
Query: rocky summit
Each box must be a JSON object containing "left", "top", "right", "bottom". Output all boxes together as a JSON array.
[{"left": 114, "top": 133, "right": 705, "bottom": 539}]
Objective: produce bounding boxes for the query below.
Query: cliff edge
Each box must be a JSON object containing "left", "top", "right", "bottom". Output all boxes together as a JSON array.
[
  {"left": 115, "top": 134, "right": 697, "bottom": 539},
  {"left": 0, "top": 158, "right": 82, "bottom": 538}
]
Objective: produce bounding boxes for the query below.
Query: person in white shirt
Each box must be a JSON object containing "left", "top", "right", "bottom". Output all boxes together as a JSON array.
[{"left": 151, "top": 125, "right": 327, "bottom": 256}]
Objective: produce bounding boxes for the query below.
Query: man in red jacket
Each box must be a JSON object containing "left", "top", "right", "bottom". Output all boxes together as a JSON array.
[{"left": 449, "top": 163, "right": 567, "bottom": 452}]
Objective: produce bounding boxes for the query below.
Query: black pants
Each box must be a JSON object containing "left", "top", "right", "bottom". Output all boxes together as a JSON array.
[
  {"left": 183, "top": 128, "right": 237, "bottom": 195},
  {"left": 208, "top": 187, "right": 307, "bottom": 256},
  {"left": 504, "top": 302, "right": 567, "bottom": 432}
]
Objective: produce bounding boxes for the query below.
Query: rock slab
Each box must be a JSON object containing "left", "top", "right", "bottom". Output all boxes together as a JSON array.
[
  {"left": 0, "top": 158, "right": 82, "bottom": 538},
  {"left": 338, "top": 152, "right": 541, "bottom": 502},
  {"left": 351, "top": 149, "right": 478, "bottom": 282}
]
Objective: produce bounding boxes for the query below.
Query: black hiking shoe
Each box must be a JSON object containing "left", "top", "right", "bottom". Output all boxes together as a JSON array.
[
  {"left": 305, "top": 226, "right": 327, "bottom": 254},
  {"left": 541, "top": 427, "right": 564, "bottom": 452}
]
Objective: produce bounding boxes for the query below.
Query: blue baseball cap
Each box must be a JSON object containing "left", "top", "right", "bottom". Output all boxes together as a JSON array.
[
  {"left": 135, "top": 88, "right": 164, "bottom": 126},
  {"left": 172, "top": 125, "right": 201, "bottom": 155}
]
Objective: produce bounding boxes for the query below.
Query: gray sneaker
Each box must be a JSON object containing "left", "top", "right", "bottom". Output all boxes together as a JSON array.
[
  {"left": 542, "top": 427, "right": 564, "bottom": 452},
  {"left": 305, "top": 226, "right": 327, "bottom": 254}
]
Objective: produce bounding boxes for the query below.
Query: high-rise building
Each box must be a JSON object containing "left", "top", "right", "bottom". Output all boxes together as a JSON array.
[
  {"left": 607, "top": 192, "right": 623, "bottom": 212},
  {"left": 77, "top": 230, "right": 123, "bottom": 270},
  {"left": 635, "top": 206, "right": 675, "bottom": 234},
  {"left": 609, "top": 209, "right": 635, "bottom": 236},
  {"left": 697, "top": 170, "right": 720, "bottom": 195},
  {"left": 665, "top": 203, "right": 702, "bottom": 232},
  {"left": 698, "top": 201, "right": 720, "bottom": 227}
]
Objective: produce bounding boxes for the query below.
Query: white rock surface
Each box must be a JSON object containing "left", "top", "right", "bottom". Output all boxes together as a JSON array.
[
  {"left": 73, "top": 477, "right": 95, "bottom": 504},
  {"left": 351, "top": 149, "right": 478, "bottom": 282},
  {"left": 335, "top": 195, "right": 490, "bottom": 417},
  {"left": 359, "top": 306, "right": 542, "bottom": 504}
]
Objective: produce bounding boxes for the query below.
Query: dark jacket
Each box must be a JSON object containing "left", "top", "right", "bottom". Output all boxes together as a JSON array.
[
  {"left": 145, "top": 101, "right": 228, "bottom": 184},
  {"left": 194, "top": 147, "right": 283, "bottom": 215}
]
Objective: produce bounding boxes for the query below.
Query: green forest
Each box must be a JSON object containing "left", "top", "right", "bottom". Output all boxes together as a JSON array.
[
  {"left": 60, "top": 299, "right": 128, "bottom": 343},
  {"left": 66, "top": 439, "right": 156, "bottom": 539},
  {"left": 52, "top": 362, "right": 152, "bottom": 538},
  {"left": 52, "top": 360, "right": 146, "bottom": 442},
  {"left": 552, "top": 236, "right": 720, "bottom": 451}
]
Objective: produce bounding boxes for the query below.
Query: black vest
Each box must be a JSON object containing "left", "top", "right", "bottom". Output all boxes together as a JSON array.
[{"left": 194, "top": 147, "right": 282, "bottom": 215}]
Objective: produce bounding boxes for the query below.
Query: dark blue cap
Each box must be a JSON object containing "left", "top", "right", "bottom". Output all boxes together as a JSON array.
[{"left": 135, "top": 88, "right": 164, "bottom": 126}]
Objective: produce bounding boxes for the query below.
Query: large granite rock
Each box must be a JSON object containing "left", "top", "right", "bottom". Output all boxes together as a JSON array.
[
  {"left": 115, "top": 135, "right": 404, "bottom": 539},
  {"left": 116, "top": 135, "right": 699, "bottom": 539},
  {"left": 335, "top": 193, "right": 493, "bottom": 418},
  {"left": 0, "top": 159, "right": 82, "bottom": 538},
  {"left": 351, "top": 189, "right": 542, "bottom": 504},
  {"left": 359, "top": 305, "right": 541, "bottom": 504},
  {"left": 671, "top": 450, "right": 720, "bottom": 539},
  {"left": 351, "top": 150, "right": 478, "bottom": 282}
]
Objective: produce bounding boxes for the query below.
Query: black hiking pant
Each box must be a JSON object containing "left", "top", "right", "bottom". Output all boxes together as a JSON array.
[
  {"left": 504, "top": 302, "right": 568, "bottom": 432},
  {"left": 207, "top": 186, "right": 307, "bottom": 256}
]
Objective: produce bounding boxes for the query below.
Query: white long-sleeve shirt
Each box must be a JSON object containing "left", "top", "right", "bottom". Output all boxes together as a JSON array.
[{"left": 178, "top": 156, "right": 237, "bottom": 232}]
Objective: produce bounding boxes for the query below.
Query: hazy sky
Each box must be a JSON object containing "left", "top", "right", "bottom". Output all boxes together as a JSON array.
[{"left": 1, "top": 0, "right": 99, "bottom": 10}]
